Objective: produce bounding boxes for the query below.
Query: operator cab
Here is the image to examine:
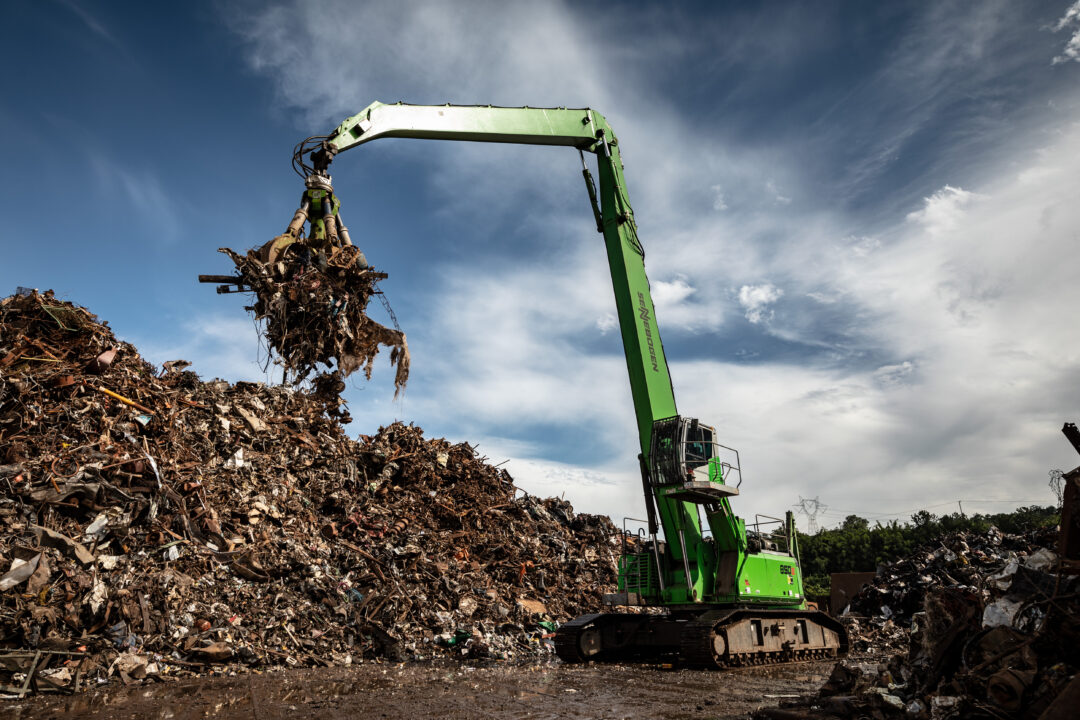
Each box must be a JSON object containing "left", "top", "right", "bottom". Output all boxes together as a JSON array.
[{"left": 651, "top": 416, "right": 740, "bottom": 503}]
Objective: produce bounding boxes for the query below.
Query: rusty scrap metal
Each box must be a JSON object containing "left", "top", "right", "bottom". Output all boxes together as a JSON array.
[
  {"left": 1061, "top": 422, "right": 1080, "bottom": 567},
  {"left": 0, "top": 290, "right": 618, "bottom": 693},
  {"left": 0, "top": 650, "right": 86, "bottom": 696},
  {"left": 206, "top": 239, "right": 408, "bottom": 393},
  {"left": 756, "top": 524, "right": 1079, "bottom": 720}
]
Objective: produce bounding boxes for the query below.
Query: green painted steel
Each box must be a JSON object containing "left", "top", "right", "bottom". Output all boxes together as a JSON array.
[
  {"left": 305, "top": 188, "right": 339, "bottom": 241},
  {"left": 319, "top": 102, "right": 806, "bottom": 611},
  {"left": 326, "top": 102, "right": 680, "bottom": 462},
  {"left": 329, "top": 102, "right": 605, "bottom": 153}
]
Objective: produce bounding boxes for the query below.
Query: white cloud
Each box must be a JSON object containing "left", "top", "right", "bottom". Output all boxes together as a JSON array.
[
  {"left": 480, "top": 450, "right": 639, "bottom": 521},
  {"left": 711, "top": 185, "right": 728, "bottom": 211},
  {"left": 407, "top": 120, "right": 1080, "bottom": 525},
  {"left": 87, "top": 153, "right": 182, "bottom": 245},
  {"left": 848, "top": 235, "right": 881, "bottom": 258},
  {"left": 873, "top": 361, "right": 915, "bottom": 388},
  {"left": 905, "top": 185, "right": 985, "bottom": 235},
  {"left": 653, "top": 277, "right": 695, "bottom": 307},
  {"left": 806, "top": 292, "right": 838, "bottom": 305},
  {"left": 738, "top": 283, "right": 784, "bottom": 324},
  {"left": 221, "top": 1, "right": 1079, "bottom": 531},
  {"left": 812, "top": 2, "right": 1046, "bottom": 205},
  {"left": 1052, "top": 1, "right": 1080, "bottom": 64},
  {"left": 596, "top": 313, "right": 617, "bottom": 334},
  {"left": 127, "top": 314, "right": 269, "bottom": 383},
  {"left": 393, "top": 243, "right": 633, "bottom": 444},
  {"left": 766, "top": 179, "right": 792, "bottom": 205},
  {"left": 230, "top": 2, "right": 609, "bottom": 127},
  {"left": 650, "top": 277, "right": 715, "bottom": 332}
]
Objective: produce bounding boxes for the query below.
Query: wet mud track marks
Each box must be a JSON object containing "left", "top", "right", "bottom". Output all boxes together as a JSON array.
[{"left": 9, "top": 661, "right": 832, "bottom": 720}]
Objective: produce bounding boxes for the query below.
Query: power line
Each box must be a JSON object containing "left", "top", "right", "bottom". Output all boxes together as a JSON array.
[
  {"left": 813, "top": 498, "right": 1052, "bottom": 524},
  {"left": 824, "top": 499, "right": 1049, "bottom": 514},
  {"left": 821, "top": 500, "right": 960, "bottom": 518}
]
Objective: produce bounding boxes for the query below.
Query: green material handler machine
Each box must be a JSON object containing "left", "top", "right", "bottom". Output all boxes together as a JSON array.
[{"left": 285, "top": 102, "right": 848, "bottom": 668}]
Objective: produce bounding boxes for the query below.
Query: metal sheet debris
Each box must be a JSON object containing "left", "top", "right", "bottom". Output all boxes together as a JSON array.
[
  {"left": 0, "top": 290, "right": 619, "bottom": 694},
  {"left": 209, "top": 243, "right": 409, "bottom": 392},
  {"left": 756, "top": 524, "right": 1078, "bottom": 719}
]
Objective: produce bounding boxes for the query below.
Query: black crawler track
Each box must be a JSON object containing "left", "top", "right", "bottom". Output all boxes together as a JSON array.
[
  {"left": 554, "top": 613, "right": 604, "bottom": 663},
  {"left": 555, "top": 609, "right": 847, "bottom": 669},
  {"left": 679, "top": 610, "right": 845, "bottom": 669}
]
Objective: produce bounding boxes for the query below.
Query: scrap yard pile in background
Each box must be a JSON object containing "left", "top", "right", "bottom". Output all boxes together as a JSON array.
[
  {"left": 756, "top": 522, "right": 1079, "bottom": 720},
  {"left": 0, "top": 291, "right": 617, "bottom": 695}
]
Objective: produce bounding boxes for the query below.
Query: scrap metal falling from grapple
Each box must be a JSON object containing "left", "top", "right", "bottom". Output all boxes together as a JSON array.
[
  {"left": 206, "top": 101, "right": 847, "bottom": 668},
  {"left": 199, "top": 144, "right": 409, "bottom": 391}
]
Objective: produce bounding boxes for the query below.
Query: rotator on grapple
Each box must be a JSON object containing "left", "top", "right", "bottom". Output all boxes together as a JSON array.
[
  {"left": 199, "top": 128, "right": 409, "bottom": 391},
  {"left": 209, "top": 101, "right": 847, "bottom": 668},
  {"left": 201, "top": 135, "right": 369, "bottom": 290}
]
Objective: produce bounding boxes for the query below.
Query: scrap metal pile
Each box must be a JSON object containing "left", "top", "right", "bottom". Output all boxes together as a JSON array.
[
  {"left": 756, "top": 526, "right": 1078, "bottom": 720},
  {"left": 0, "top": 291, "right": 617, "bottom": 694},
  {"left": 215, "top": 242, "right": 409, "bottom": 392}
]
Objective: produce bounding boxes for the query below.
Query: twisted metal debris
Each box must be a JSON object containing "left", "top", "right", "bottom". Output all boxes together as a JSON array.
[
  {"left": 216, "top": 243, "right": 409, "bottom": 393},
  {"left": 755, "top": 525, "right": 1078, "bottom": 720},
  {"left": 0, "top": 291, "right": 616, "bottom": 694}
]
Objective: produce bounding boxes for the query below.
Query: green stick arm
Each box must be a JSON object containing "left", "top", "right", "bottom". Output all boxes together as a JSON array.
[
  {"left": 323, "top": 102, "right": 679, "bottom": 455},
  {"left": 328, "top": 102, "right": 604, "bottom": 153}
]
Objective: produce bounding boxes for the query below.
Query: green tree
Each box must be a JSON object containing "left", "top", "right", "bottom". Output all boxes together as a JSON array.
[{"left": 794, "top": 505, "right": 1059, "bottom": 598}]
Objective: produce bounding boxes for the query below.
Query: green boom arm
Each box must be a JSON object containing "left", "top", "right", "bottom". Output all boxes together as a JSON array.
[
  {"left": 325, "top": 102, "right": 679, "bottom": 451},
  {"left": 316, "top": 102, "right": 712, "bottom": 582}
]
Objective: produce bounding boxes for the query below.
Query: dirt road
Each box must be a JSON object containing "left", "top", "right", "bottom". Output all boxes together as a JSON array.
[{"left": 8, "top": 660, "right": 832, "bottom": 720}]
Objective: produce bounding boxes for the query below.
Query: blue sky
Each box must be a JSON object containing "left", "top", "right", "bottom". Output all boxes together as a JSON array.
[{"left": 3, "top": 1, "right": 1080, "bottom": 529}]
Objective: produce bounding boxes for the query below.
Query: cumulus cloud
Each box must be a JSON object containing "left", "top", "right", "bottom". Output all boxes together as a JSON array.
[
  {"left": 653, "top": 277, "right": 695, "bottom": 307},
  {"left": 738, "top": 284, "right": 784, "bottom": 324},
  {"left": 804, "top": 124, "right": 1080, "bottom": 510},
  {"left": 650, "top": 277, "right": 717, "bottom": 332},
  {"left": 596, "top": 313, "right": 617, "bottom": 334},
  {"left": 905, "top": 185, "right": 986, "bottom": 235},
  {"left": 127, "top": 314, "right": 268, "bottom": 382}
]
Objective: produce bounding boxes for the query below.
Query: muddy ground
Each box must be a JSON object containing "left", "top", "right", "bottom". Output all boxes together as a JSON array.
[{"left": 7, "top": 660, "right": 836, "bottom": 719}]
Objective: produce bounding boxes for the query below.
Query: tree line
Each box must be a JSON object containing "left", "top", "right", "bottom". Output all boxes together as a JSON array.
[{"left": 794, "top": 506, "right": 1060, "bottom": 597}]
